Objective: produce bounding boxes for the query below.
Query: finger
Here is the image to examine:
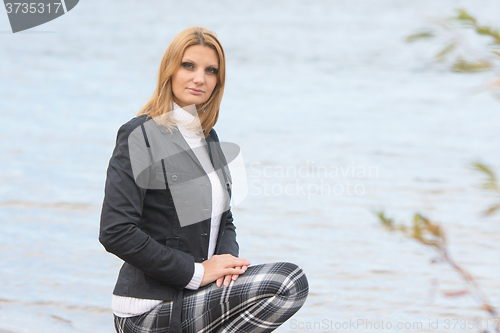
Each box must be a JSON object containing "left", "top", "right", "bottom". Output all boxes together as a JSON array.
[
  {"left": 223, "top": 274, "right": 232, "bottom": 287},
  {"left": 226, "top": 267, "right": 245, "bottom": 275},
  {"left": 234, "top": 265, "right": 248, "bottom": 280},
  {"left": 231, "top": 258, "right": 251, "bottom": 267},
  {"left": 223, "top": 266, "right": 245, "bottom": 275},
  {"left": 216, "top": 277, "right": 223, "bottom": 288},
  {"left": 232, "top": 267, "right": 241, "bottom": 281}
]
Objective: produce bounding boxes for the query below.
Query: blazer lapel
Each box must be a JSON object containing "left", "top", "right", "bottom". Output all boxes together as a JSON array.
[
  {"left": 171, "top": 125, "right": 204, "bottom": 167},
  {"left": 206, "top": 132, "right": 232, "bottom": 199}
]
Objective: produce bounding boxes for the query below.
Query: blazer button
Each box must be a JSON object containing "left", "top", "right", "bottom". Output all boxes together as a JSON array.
[{"left": 171, "top": 174, "right": 178, "bottom": 181}]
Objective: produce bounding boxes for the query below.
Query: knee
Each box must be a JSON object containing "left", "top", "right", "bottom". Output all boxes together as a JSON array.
[
  {"left": 265, "top": 262, "right": 309, "bottom": 299},
  {"left": 283, "top": 262, "right": 309, "bottom": 298}
]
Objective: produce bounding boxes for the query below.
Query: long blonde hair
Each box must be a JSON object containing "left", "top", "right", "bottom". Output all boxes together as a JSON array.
[{"left": 137, "top": 26, "right": 226, "bottom": 137}]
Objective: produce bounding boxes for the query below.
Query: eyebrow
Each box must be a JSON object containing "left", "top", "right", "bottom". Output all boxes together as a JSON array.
[{"left": 182, "top": 58, "right": 219, "bottom": 68}]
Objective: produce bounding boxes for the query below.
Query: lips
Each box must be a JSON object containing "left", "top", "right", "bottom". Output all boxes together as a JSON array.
[{"left": 188, "top": 88, "right": 204, "bottom": 95}]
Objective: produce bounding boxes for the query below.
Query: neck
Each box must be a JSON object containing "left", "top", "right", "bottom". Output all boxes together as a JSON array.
[{"left": 171, "top": 102, "right": 203, "bottom": 138}]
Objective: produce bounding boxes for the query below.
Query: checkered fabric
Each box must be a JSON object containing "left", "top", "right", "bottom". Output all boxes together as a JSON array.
[{"left": 114, "top": 262, "right": 309, "bottom": 333}]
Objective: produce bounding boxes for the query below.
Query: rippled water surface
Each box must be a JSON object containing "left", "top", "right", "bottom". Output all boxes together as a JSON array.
[{"left": 1, "top": 1, "right": 500, "bottom": 332}]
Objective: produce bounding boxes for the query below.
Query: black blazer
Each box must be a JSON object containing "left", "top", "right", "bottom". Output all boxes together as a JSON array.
[{"left": 99, "top": 114, "right": 238, "bottom": 331}]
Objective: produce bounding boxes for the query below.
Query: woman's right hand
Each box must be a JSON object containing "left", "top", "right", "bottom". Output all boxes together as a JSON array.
[{"left": 200, "top": 254, "right": 251, "bottom": 287}]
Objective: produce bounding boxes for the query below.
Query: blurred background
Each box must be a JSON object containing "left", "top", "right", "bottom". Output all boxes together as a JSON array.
[{"left": 0, "top": 1, "right": 499, "bottom": 332}]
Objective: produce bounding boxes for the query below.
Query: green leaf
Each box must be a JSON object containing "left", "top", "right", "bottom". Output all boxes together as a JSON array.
[
  {"left": 470, "top": 161, "right": 499, "bottom": 192},
  {"left": 406, "top": 31, "right": 434, "bottom": 43},
  {"left": 452, "top": 58, "right": 492, "bottom": 72},
  {"left": 373, "top": 210, "right": 394, "bottom": 229},
  {"left": 435, "top": 43, "right": 456, "bottom": 61},
  {"left": 476, "top": 25, "right": 500, "bottom": 43},
  {"left": 412, "top": 214, "right": 424, "bottom": 240},
  {"left": 454, "top": 8, "right": 477, "bottom": 25},
  {"left": 471, "top": 162, "right": 496, "bottom": 179}
]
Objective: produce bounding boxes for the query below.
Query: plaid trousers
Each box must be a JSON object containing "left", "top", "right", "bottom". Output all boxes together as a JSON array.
[{"left": 114, "top": 262, "right": 309, "bottom": 333}]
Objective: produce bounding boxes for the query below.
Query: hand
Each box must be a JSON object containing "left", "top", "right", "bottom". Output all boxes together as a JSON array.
[
  {"left": 200, "top": 254, "right": 250, "bottom": 287},
  {"left": 216, "top": 265, "right": 248, "bottom": 287}
]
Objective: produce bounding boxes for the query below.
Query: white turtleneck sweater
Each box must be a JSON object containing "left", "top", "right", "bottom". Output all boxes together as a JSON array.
[{"left": 112, "top": 102, "right": 228, "bottom": 318}]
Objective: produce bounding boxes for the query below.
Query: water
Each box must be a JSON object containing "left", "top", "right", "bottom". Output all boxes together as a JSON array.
[{"left": 1, "top": 1, "right": 499, "bottom": 332}]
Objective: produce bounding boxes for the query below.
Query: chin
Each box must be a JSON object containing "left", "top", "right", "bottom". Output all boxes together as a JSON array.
[{"left": 182, "top": 97, "right": 207, "bottom": 106}]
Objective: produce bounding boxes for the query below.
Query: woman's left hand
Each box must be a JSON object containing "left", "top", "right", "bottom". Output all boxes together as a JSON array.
[{"left": 216, "top": 265, "right": 248, "bottom": 287}]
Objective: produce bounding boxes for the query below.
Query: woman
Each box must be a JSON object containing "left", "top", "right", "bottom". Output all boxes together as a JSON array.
[{"left": 99, "top": 26, "right": 309, "bottom": 333}]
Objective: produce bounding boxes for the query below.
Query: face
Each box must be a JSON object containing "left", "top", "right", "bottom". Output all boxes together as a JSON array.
[{"left": 171, "top": 44, "right": 219, "bottom": 108}]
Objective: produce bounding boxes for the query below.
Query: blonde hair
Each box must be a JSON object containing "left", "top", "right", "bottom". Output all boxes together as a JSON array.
[{"left": 137, "top": 26, "right": 226, "bottom": 137}]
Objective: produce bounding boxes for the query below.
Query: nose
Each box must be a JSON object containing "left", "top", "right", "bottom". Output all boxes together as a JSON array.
[{"left": 193, "top": 69, "right": 205, "bottom": 85}]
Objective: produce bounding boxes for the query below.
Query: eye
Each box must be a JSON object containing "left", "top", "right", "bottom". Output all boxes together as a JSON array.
[
  {"left": 181, "top": 62, "right": 194, "bottom": 70},
  {"left": 206, "top": 67, "right": 218, "bottom": 75}
]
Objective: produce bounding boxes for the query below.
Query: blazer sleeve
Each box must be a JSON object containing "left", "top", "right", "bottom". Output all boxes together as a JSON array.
[{"left": 99, "top": 119, "right": 195, "bottom": 290}]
